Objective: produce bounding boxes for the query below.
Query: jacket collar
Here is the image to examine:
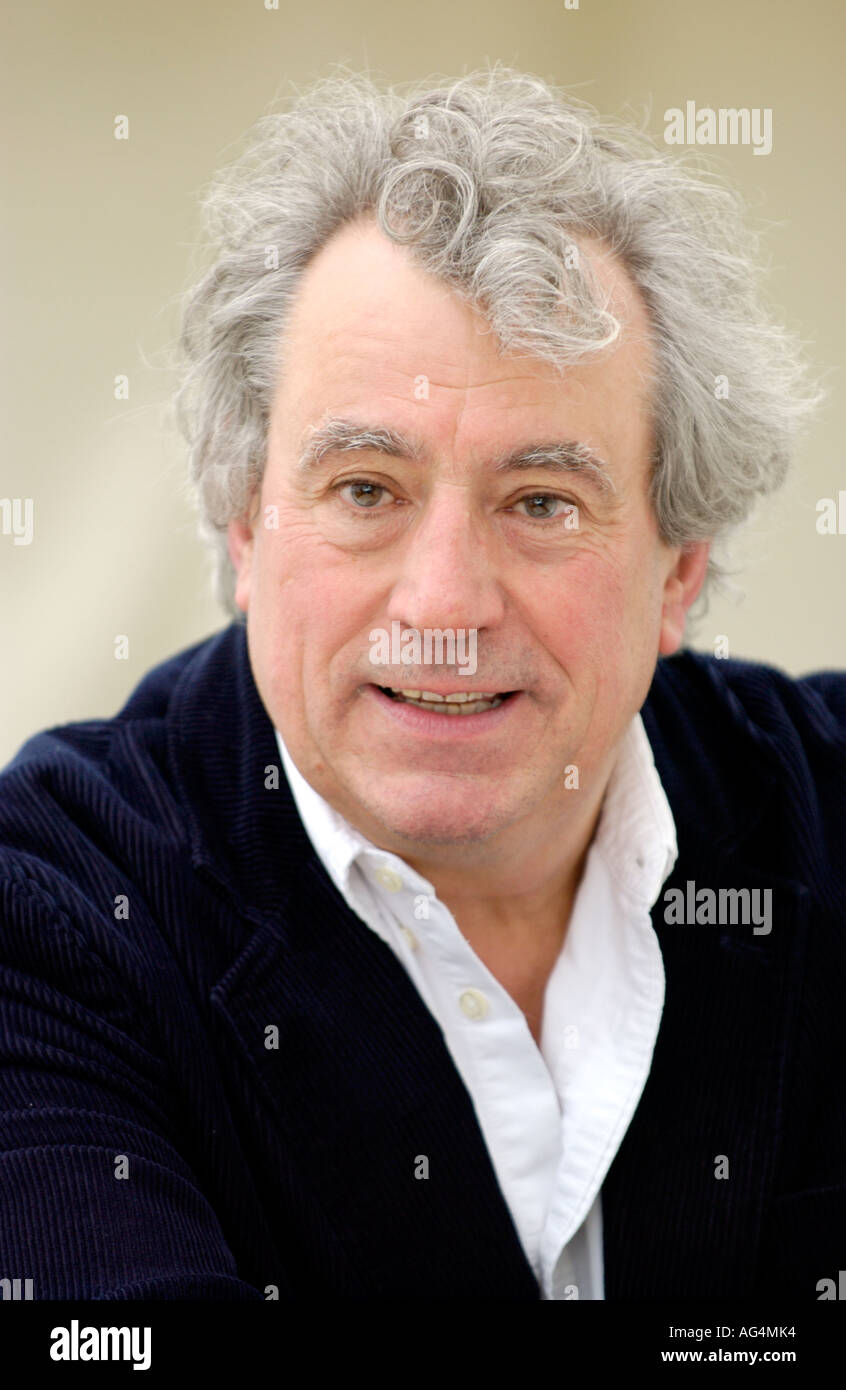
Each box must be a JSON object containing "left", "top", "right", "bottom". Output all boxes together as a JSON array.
[
  {"left": 167, "top": 621, "right": 321, "bottom": 920},
  {"left": 167, "top": 624, "right": 790, "bottom": 912},
  {"left": 167, "top": 624, "right": 800, "bottom": 913}
]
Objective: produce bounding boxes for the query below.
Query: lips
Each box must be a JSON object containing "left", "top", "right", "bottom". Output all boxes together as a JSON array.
[{"left": 376, "top": 686, "right": 515, "bottom": 715}]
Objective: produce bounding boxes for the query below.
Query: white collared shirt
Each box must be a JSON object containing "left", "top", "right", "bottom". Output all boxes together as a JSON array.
[{"left": 274, "top": 714, "right": 677, "bottom": 1299}]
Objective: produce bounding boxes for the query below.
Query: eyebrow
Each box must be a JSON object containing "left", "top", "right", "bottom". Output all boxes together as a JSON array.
[{"left": 296, "top": 416, "right": 617, "bottom": 496}]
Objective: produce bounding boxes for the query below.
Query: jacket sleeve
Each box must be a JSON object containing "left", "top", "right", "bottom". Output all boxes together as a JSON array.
[{"left": 0, "top": 872, "right": 267, "bottom": 1300}]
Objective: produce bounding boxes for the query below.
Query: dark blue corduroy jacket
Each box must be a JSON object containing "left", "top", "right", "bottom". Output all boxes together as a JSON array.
[{"left": 1, "top": 621, "right": 845, "bottom": 1300}]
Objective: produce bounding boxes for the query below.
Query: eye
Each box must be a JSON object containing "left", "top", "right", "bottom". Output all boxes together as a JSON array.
[
  {"left": 512, "top": 493, "right": 577, "bottom": 520},
  {"left": 336, "top": 479, "right": 394, "bottom": 509}
]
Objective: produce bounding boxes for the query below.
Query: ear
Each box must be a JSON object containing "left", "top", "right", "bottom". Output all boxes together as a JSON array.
[
  {"left": 227, "top": 512, "right": 257, "bottom": 614},
  {"left": 658, "top": 541, "right": 710, "bottom": 656}
]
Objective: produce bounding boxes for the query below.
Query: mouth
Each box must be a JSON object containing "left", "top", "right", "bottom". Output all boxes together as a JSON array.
[{"left": 375, "top": 685, "right": 518, "bottom": 715}]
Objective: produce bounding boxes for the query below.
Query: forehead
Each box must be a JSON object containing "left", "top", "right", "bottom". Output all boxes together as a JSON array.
[{"left": 274, "top": 216, "right": 655, "bottom": 460}]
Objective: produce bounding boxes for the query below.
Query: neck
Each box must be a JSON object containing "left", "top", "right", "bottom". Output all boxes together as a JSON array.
[
  {"left": 408, "top": 783, "right": 604, "bottom": 942},
  {"left": 409, "top": 787, "right": 607, "bottom": 1049}
]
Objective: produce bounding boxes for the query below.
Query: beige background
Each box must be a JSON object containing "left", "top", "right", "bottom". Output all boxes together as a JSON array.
[{"left": 2, "top": 0, "right": 844, "bottom": 767}]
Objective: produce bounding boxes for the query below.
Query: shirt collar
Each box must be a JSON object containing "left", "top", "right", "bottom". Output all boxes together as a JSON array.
[
  {"left": 592, "top": 712, "right": 678, "bottom": 910},
  {"left": 273, "top": 731, "right": 385, "bottom": 903}
]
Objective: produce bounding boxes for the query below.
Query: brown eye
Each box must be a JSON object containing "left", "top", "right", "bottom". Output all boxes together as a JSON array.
[
  {"left": 344, "top": 481, "right": 387, "bottom": 507},
  {"left": 524, "top": 494, "right": 554, "bottom": 517},
  {"left": 517, "top": 494, "right": 571, "bottom": 519}
]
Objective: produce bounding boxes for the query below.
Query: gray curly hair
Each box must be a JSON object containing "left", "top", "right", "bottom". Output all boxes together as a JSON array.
[{"left": 174, "top": 61, "right": 820, "bottom": 619}]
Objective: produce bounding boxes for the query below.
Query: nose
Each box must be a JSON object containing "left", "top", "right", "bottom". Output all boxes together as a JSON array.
[{"left": 385, "top": 483, "right": 505, "bottom": 634}]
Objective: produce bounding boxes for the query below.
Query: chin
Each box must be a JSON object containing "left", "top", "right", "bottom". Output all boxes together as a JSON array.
[{"left": 352, "top": 775, "right": 519, "bottom": 848}]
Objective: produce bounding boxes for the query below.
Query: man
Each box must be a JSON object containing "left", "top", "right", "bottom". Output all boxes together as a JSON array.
[{"left": 1, "top": 65, "right": 843, "bottom": 1301}]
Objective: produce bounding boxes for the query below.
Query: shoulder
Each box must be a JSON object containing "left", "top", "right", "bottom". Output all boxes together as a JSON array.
[
  {"left": 643, "top": 647, "right": 846, "bottom": 836},
  {"left": 647, "top": 647, "right": 846, "bottom": 752},
  {"left": 0, "top": 626, "right": 229, "bottom": 914}
]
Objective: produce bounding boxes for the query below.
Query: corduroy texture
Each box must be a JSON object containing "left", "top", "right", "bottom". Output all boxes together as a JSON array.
[{"left": 0, "top": 622, "right": 844, "bottom": 1299}]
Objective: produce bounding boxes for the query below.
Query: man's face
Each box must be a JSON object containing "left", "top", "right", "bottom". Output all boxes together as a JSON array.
[{"left": 229, "top": 217, "right": 706, "bottom": 850}]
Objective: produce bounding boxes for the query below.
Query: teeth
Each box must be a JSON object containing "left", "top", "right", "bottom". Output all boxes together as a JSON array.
[
  {"left": 389, "top": 688, "right": 497, "bottom": 702},
  {"left": 385, "top": 686, "right": 505, "bottom": 715}
]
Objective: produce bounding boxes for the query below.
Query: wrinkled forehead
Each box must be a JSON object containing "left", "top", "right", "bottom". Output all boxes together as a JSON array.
[
  {"left": 269, "top": 216, "right": 658, "bottom": 479},
  {"left": 280, "top": 215, "right": 654, "bottom": 380}
]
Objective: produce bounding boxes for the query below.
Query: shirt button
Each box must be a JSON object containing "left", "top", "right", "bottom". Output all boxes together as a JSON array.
[
  {"left": 459, "top": 988, "right": 490, "bottom": 1020},
  {"left": 400, "top": 925, "right": 418, "bottom": 951},
  {"left": 374, "top": 865, "right": 404, "bottom": 892}
]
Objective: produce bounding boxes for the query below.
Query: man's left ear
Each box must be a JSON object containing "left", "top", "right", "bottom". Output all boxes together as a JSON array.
[{"left": 658, "top": 541, "right": 711, "bottom": 656}]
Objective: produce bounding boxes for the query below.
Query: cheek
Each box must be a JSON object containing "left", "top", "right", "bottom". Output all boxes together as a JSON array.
[
  {"left": 252, "top": 511, "right": 347, "bottom": 617},
  {"left": 250, "top": 515, "right": 384, "bottom": 684},
  {"left": 516, "top": 538, "right": 662, "bottom": 724},
  {"left": 522, "top": 550, "right": 631, "bottom": 669}
]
